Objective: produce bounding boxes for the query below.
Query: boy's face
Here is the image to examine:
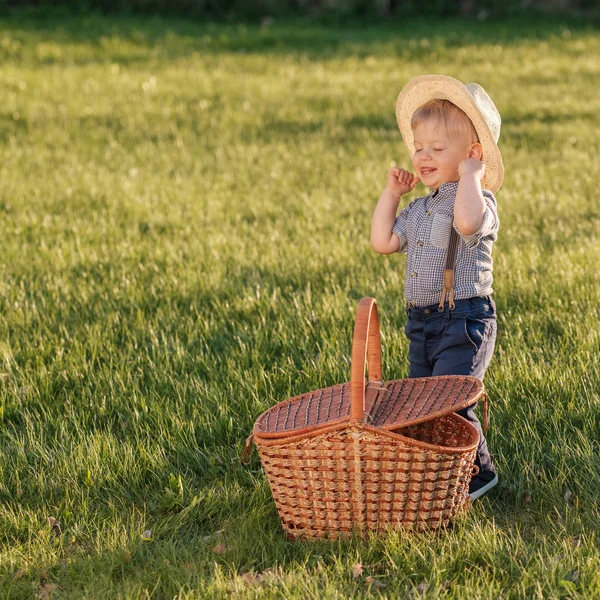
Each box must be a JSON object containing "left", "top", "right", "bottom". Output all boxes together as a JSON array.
[{"left": 411, "top": 118, "right": 475, "bottom": 190}]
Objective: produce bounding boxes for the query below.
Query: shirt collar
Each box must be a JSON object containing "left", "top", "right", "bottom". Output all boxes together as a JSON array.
[{"left": 429, "top": 181, "right": 459, "bottom": 203}]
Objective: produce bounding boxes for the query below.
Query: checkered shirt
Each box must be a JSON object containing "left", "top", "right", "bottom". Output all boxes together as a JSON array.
[{"left": 392, "top": 181, "right": 499, "bottom": 307}]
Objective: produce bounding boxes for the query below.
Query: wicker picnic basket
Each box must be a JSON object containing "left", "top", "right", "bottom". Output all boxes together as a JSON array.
[{"left": 243, "top": 297, "right": 486, "bottom": 539}]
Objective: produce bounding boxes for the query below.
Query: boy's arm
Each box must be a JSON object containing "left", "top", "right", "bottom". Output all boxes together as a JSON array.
[
  {"left": 371, "top": 168, "right": 418, "bottom": 255},
  {"left": 454, "top": 159, "right": 499, "bottom": 248},
  {"left": 371, "top": 188, "right": 403, "bottom": 254},
  {"left": 454, "top": 159, "right": 486, "bottom": 236}
]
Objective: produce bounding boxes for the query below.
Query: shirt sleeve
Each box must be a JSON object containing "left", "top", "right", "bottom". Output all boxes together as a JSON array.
[
  {"left": 453, "top": 189, "right": 499, "bottom": 249},
  {"left": 392, "top": 201, "right": 413, "bottom": 253}
]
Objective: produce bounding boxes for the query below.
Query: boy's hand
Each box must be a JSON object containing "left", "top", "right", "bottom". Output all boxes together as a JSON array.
[
  {"left": 386, "top": 167, "right": 419, "bottom": 197},
  {"left": 459, "top": 158, "right": 485, "bottom": 181}
]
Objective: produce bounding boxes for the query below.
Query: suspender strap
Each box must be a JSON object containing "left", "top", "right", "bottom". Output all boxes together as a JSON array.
[{"left": 438, "top": 225, "right": 459, "bottom": 312}]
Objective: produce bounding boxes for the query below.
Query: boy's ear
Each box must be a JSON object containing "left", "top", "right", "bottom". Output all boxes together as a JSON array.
[{"left": 469, "top": 142, "right": 483, "bottom": 160}]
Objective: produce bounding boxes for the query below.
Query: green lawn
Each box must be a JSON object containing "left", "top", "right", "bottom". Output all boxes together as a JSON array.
[{"left": 0, "top": 11, "right": 599, "bottom": 599}]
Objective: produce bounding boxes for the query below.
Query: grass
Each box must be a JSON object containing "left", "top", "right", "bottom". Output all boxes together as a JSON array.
[{"left": 0, "top": 9, "right": 599, "bottom": 599}]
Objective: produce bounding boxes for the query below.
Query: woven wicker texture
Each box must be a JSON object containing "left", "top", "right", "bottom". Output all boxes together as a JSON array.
[
  {"left": 370, "top": 376, "right": 482, "bottom": 429},
  {"left": 247, "top": 297, "right": 482, "bottom": 539},
  {"left": 254, "top": 372, "right": 483, "bottom": 438},
  {"left": 257, "top": 415, "right": 477, "bottom": 539}
]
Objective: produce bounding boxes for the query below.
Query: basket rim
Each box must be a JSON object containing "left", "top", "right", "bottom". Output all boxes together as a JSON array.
[
  {"left": 252, "top": 375, "right": 484, "bottom": 439},
  {"left": 252, "top": 412, "right": 480, "bottom": 455}
]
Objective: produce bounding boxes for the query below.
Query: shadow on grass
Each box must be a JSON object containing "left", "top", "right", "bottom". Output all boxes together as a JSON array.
[
  {"left": 0, "top": 10, "right": 596, "bottom": 65},
  {"left": 2, "top": 268, "right": 598, "bottom": 595},
  {"left": 2, "top": 242, "right": 594, "bottom": 434}
]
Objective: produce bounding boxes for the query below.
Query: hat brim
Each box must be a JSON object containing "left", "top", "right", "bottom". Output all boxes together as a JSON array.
[{"left": 396, "top": 75, "right": 504, "bottom": 194}]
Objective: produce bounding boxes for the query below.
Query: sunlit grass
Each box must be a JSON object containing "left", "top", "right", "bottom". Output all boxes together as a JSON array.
[{"left": 0, "top": 11, "right": 599, "bottom": 599}]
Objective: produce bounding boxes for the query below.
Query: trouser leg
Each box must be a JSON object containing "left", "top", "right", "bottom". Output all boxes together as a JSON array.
[
  {"left": 431, "top": 307, "right": 497, "bottom": 471},
  {"left": 404, "top": 313, "right": 433, "bottom": 378},
  {"left": 407, "top": 298, "right": 498, "bottom": 472},
  {"left": 456, "top": 403, "right": 493, "bottom": 472}
]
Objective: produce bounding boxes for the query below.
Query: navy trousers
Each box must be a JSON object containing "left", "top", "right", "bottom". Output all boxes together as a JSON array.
[{"left": 405, "top": 295, "right": 497, "bottom": 472}]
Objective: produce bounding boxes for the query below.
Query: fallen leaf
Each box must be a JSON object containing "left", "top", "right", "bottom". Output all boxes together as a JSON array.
[
  {"left": 351, "top": 563, "right": 363, "bottom": 579},
  {"left": 17, "top": 386, "right": 31, "bottom": 398},
  {"left": 47, "top": 517, "right": 61, "bottom": 537},
  {"left": 214, "top": 455, "right": 224, "bottom": 466},
  {"left": 213, "top": 542, "right": 227, "bottom": 554},
  {"left": 241, "top": 572, "right": 263, "bottom": 586},
  {"left": 240, "top": 568, "right": 280, "bottom": 587},
  {"left": 365, "top": 576, "right": 386, "bottom": 588},
  {"left": 36, "top": 583, "right": 59, "bottom": 600},
  {"left": 203, "top": 529, "right": 225, "bottom": 542},
  {"left": 564, "top": 490, "right": 579, "bottom": 507}
]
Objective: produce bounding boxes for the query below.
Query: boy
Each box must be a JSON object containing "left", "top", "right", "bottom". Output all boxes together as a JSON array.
[{"left": 370, "top": 75, "right": 503, "bottom": 500}]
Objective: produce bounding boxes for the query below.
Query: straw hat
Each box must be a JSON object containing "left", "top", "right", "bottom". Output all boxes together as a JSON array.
[{"left": 396, "top": 75, "right": 504, "bottom": 193}]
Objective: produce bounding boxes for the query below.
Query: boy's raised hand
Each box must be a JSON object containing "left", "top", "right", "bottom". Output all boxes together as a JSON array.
[
  {"left": 458, "top": 157, "right": 486, "bottom": 181},
  {"left": 387, "top": 167, "right": 419, "bottom": 197}
]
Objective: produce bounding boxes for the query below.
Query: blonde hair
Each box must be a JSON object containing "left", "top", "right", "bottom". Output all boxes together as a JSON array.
[{"left": 411, "top": 99, "right": 479, "bottom": 144}]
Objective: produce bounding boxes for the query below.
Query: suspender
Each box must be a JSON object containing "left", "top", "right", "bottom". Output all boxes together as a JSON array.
[{"left": 438, "top": 225, "right": 459, "bottom": 312}]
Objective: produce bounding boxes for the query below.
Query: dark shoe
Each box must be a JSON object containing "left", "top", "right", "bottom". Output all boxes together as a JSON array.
[{"left": 469, "top": 470, "right": 498, "bottom": 500}]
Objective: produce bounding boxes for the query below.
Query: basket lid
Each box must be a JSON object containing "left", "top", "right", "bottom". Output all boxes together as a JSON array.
[
  {"left": 369, "top": 375, "right": 483, "bottom": 429},
  {"left": 253, "top": 380, "right": 365, "bottom": 439},
  {"left": 253, "top": 375, "right": 483, "bottom": 439}
]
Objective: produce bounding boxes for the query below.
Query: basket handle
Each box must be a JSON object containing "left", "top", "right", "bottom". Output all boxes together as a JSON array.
[{"left": 350, "top": 297, "right": 383, "bottom": 421}]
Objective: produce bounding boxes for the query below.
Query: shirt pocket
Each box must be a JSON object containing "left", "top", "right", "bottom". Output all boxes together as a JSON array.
[{"left": 429, "top": 213, "right": 452, "bottom": 248}]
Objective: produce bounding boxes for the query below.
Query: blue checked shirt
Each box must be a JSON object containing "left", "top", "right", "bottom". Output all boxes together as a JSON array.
[{"left": 392, "top": 181, "right": 499, "bottom": 307}]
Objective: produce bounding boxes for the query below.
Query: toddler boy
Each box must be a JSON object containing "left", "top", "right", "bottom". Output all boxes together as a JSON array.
[{"left": 370, "top": 75, "right": 504, "bottom": 500}]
